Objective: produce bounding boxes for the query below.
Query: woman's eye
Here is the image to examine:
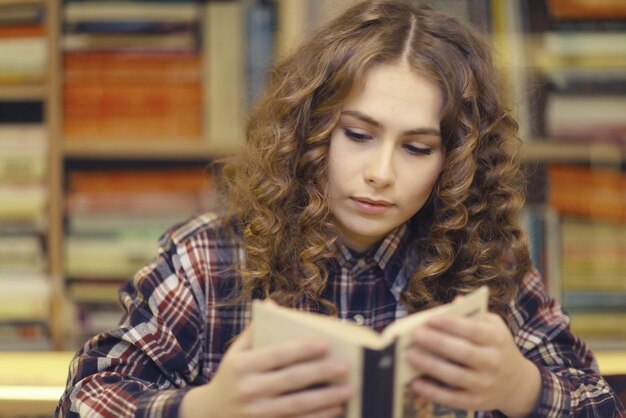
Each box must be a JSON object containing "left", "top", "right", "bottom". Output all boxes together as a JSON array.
[
  {"left": 404, "top": 143, "right": 432, "bottom": 155},
  {"left": 343, "top": 128, "right": 371, "bottom": 142}
]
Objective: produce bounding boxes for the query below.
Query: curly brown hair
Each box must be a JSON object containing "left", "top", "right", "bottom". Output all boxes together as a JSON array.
[{"left": 220, "top": 0, "right": 532, "bottom": 318}]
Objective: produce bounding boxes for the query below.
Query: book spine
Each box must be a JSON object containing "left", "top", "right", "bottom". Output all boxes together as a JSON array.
[{"left": 361, "top": 342, "right": 395, "bottom": 418}]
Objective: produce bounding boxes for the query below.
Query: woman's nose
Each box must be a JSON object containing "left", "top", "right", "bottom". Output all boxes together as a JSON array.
[{"left": 363, "top": 145, "right": 395, "bottom": 188}]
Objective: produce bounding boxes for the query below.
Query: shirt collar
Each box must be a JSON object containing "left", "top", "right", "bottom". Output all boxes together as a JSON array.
[{"left": 335, "top": 223, "right": 408, "bottom": 272}]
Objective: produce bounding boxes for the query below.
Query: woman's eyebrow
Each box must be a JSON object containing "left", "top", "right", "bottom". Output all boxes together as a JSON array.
[{"left": 341, "top": 110, "right": 441, "bottom": 137}]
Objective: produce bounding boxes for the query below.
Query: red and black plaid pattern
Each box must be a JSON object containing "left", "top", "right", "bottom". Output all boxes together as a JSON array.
[{"left": 56, "top": 213, "right": 626, "bottom": 418}]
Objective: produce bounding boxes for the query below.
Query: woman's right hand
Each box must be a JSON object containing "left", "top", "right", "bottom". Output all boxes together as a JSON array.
[{"left": 180, "top": 326, "right": 353, "bottom": 418}]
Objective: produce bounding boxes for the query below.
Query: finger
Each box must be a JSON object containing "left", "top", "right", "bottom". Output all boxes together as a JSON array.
[
  {"left": 412, "top": 377, "right": 479, "bottom": 411},
  {"left": 412, "top": 324, "right": 487, "bottom": 369},
  {"left": 250, "top": 356, "right": 349, "bottom": 397},
  {"left": 241, "top": 337, "right": 330, "bottom": 373},
  {"left": 424, "top": 313, "right": 500, "bottom": 346},
  {"left": 406, "top": 346, "right": 480, "bottom": 390},
  {"left": 254, "top": 384, "right": 353, "bottom": 417},
  {"left": 291, "top": 406, "right": 346, "bottom": 418}
]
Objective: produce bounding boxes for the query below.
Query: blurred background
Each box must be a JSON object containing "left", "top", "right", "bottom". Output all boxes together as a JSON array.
[{"left": 0, "top": 0, "right": 624, "bottom": 416}]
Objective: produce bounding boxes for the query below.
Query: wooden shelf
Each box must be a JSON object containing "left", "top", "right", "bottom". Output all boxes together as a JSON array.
[
  {"left": 0, "top": 351, "right": 73, "bottom": 418},
  {"left": 0, "top": 351, "right": 626, "bottom": 417},
  {"left": 0, "top": 0, "right": 45, "bottom": 5},
  {"left": 520, "top": 141, "right": 626, "bottom": 164},
  {"left": 0, "top": 85, "right": 46, "bottom": 101},
  {"left": 0, "top": 349, "right": 623, "bottom": 418},
  {"left": 62, "top": 139, "right": 236, "bottom": 160}
]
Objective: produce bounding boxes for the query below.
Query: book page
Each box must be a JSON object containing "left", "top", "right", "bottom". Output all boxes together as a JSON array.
[{"left": 390, "top": 286, "right": 488, "bottom": 418}]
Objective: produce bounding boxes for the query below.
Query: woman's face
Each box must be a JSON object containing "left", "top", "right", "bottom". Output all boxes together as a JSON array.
[{"left": 327, "top": 62, "right": 444, "bottom": 252}]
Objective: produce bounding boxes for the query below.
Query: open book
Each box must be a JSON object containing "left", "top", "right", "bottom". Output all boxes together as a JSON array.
[{"left": 252, "top": 286, "right": 488, "bottom": 418}]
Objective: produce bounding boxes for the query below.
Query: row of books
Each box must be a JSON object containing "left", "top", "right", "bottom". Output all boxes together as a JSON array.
[
  {"left": 0, "top": 1, "right": 52, "bottom": 351},
  {"left": 0, "top": 123, "right": 51, "bottom": 350},
  {"left": 522, "top": 0, "right": 626, "bottom": 144},
  {"left": 527, "top": 164, "right": 626, "bottom": 350},
  {"left": 560, "top": 216, "right": 626, "bottom": 347},
  {"left": 63, "top": 167, "right": 215, "bottom": 344}
]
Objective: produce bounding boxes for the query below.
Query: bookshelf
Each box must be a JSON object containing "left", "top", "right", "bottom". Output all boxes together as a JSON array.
[
  {"left": 0, "top": 0, "right": 55, "bottom": 350},
  {"left": 0, "top": 0, "right": 624, "bottom": 364},
  {"left": 496, "top": 0, "right": 626, "bottom": 351}
]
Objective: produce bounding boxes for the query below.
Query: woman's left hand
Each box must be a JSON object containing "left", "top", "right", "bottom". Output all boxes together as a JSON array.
[{"left": 407, "top": 312, "right": 541, "bottom": 418}]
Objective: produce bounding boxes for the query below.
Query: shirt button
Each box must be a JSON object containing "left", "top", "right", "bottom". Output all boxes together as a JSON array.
[
  {"left": 353, "top": 314, "right": 365, "bottom": 325},
  {"left": 357, "top": 259, "right": 367, "bottom": 268}
]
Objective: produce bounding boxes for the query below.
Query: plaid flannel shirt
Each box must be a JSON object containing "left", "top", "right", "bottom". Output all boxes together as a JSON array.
[{"left": 56, "top": 212, "right": 626, "bottom": 417}]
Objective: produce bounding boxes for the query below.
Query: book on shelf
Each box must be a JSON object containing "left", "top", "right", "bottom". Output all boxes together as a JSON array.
[
  {"left": 559, "top": 215, "right": 626, "bottom": 291},
  {"left": 0, "top": 320, "right": 51, "bottom": 351},
  {"left": 519, "top": 204, "right": 550, "bottom": 286},
  {"left": 63, "top": 114, "right": 202, "bottom": 140},
  {"left": 0, "top": 101, "right": 43, "bottom": 123},
  {"left": 0, "top": 3, "right": 43, "bottom": 25},
  {"left": 68, "top": 213, "right": 183, "bottom": 235},
  {"left": 0, "top": 37, "right": 47, "bottom": 83},
  {"left": 69, "top": 301, "right": 125, "bottom": 347},
  {"left": 63, "top": 1, "right": 202, "bottom": 24},
  {"left": 66, "top": 191, "right": 206, "bottom": 216},
  {"left": 66, "top": 279, "right": 125, "bottom": 304},
  {"left": 543, "top": 31, "right": 626, "bottom": 58},
  {"left": 64, "top": 51, "right": 201, "bottom": 83},
  {"left": 547, "top": 0, "right": 626, "bottom": 20},
  {"left": 569, "top": 312, "right": 626, "bottom": 339},
  {"left": 0, "top": 234, "right": 45, "bottom": 274},
  {"left": 63, "top": 32, "right": 198, "bottom": 53},
  {"left": 544, "top": 93, "right": 626, "bottom": 144},
  {"left": 63, "top": 83, "right": 202, "bottom": 117},
  {"left": 0, "top": 274, "right": 50, "bottom": 321},
  {"left": 245, "top": 0, "right": 276, "bottom": 111},
  {"left": 0, "top": 124, "right": 47, "bottom": 181},
  {"left": 0, "top": 182, "right": 47, "bottom": 223},
  {"left": 252, "top": 286, "right": 489, "bottom": 418},
  {"left": 548, "top": 165, "right": 626, "bottom": 222},
  {"left": 0, "top": 24, "right": 45, "bottom": 38},
  {"left": 65, "top": 234, "right": 161, "bottom": 278},
  {"left": 66, "top": 167, "right": 213, "bottom": 193},
  {"left": 542, "top": 67, "right": 626, "bottom": 94},
  {"left": 64, "top": 20, "right": 198, "bottom": 34},
  {"left": 563, "top": 291, "right": 626, "bottom": 312},
  {"left": 64, "top": 167, "right": 214, "bottom": 281}
]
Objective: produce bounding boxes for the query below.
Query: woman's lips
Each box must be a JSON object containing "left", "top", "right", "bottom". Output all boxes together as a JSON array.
[{"left": 351, "top": 197, "right": 393, "bottom": 215}]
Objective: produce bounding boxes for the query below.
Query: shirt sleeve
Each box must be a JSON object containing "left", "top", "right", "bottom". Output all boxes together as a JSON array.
[
  {"left": 56, "top": 230, "right": 207, "bottom": 418},
  {"left": 510, "top": 269, "right": 626, "bottom": 418}
]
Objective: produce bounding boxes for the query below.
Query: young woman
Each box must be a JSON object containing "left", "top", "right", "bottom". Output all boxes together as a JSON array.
[{"left": 57, "top": 1, "right": 626, "bottom": 417}]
